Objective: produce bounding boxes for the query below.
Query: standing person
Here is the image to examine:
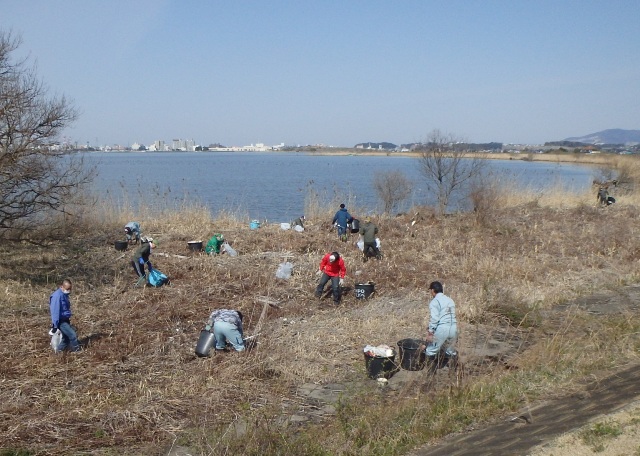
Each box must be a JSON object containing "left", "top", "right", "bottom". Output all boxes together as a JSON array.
[
  {"left": 210, "top": 309, "right": 245, "bottom": 352},
  {"left": 332, "top": 203, "right": 353, "bottom": 242},
  {"left": 124, "top": 221, "right": 141, "bottom": 244},
  {"left": 49, "top": 279, "right": 81, "bottom": 352},
  {"left": 360, "top": 216, "right": 381, "bottom": 261},
  {"left": 315, "top": 251, "right": 347, "bottom": 305},
  {"left": 131, "top": 237, "right": 156, "bottom": 285},
  {"left": 419, "top": 281, "right": 458, "bottom": 373}
]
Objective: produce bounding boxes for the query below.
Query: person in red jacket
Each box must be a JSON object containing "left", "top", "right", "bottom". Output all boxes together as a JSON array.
[{"left": 315, "top": 251, "right": 346, "bottom": 305}]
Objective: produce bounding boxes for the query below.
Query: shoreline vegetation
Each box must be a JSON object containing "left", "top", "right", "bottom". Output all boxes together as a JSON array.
[{"left": 2, "top": 154, "right": 640, "bottom": 455}]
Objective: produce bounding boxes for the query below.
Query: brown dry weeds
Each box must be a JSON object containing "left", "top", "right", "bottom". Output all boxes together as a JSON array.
[{"left": 2, "top": 193, "right": 640, "bottom": 454}]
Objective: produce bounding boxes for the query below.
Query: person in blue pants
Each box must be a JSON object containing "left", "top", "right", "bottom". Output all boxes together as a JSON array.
[
  {"left": 210, "top": 309, "right": 245, "bottom": 352},
  {"left": 49, "top": 279, "right": 81, "bottom": 352},
  {"left": 332, "top": 203, "right": 353, "bottom": 242},
  {"left": 419, "top": 281, "right": 458, "bottom": 373}
]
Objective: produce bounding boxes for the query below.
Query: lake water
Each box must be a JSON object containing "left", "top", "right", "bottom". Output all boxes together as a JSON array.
[{"left": 82, "top": 152, "right": 596, "bottom": 221}]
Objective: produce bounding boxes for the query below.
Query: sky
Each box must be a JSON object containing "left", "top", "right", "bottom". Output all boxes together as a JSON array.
[{"left": 3, "top": 0, "right": 639, "bottom": 148}]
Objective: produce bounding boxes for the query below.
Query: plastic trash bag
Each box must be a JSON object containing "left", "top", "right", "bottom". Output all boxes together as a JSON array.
[
  {"left": 148, "top": 269, "right": 169, "bottom": 287},
  {"left": 357, "top": 240, "right": 364, "bottom": 251},
  {"left": 376, "top": 238, "right": 381, "bottom": 249},
  {"left": 50, "top": 329, "right": 62, "bottom": 352},
  {"left": 280, "top": 223, "right": 291, "bottom": 230},
  {"left": 294, "top": 225, "right": 304, "bottom": 232},
  {"left": 275, "top": 262, "right": 294, "bottom": 279},
  {"left": 222, "top": 242, "right": 238, "bottom": 256}
]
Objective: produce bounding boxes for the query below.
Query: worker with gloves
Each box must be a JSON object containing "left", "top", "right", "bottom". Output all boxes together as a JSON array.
[
  {"left": 360, "top": 216, "right": 381, "bottom": 261},
  {"left": 332, "top": 204, "right": 353, "bottom": 242},
  {"left": 124, "top": 221, "right": 141, "bottom": 244},
  {"left": 315, "top": 251, "right": 347, "bottom": 305},
  {"left": 49, "top": 278, "right": 81, "bottom": 352},
  {"left": 131, "top": 237, "right": 156, "bottom": 286}
]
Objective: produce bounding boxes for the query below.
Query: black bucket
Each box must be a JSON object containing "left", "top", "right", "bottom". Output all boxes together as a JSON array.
[
  {"left": 397, "top": 338, "right": 426, "bottom": 371},
  {"left": 364, "top": 352, "right": 396, "bottom": 379},
  {"left": 114, "top": 240, "right": 128, "bottom": 251},
  {"left": 354, "top": 282, "right": 375, "bottom": 299},
  {"left": 195, "top": 330, "right": 216, "bottom": 357},
  {"left": 350, "top": 218, "right": 360, "bottom": 233},
  {"left": 188, "top": 241, "right": 203, "bottom": 252}
]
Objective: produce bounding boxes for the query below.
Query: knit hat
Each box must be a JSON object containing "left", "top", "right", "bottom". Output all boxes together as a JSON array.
[{"left": 329, "top": 254, "right": 336, "bottom": 262}]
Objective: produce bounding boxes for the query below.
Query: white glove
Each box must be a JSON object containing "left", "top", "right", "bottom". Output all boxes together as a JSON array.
[
  {"left": 339, "top": 278, "right": 344, "bottom": 287},
  {"left": 48, "top": 328, "right": 60, "bottom": 336},
  {"left": 316, "top": 269, "right": 322, "bottom": 276}
]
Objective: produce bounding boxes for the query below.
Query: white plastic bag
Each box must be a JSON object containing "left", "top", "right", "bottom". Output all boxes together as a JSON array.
[
  {"left": 357, "top": 240, "right": 364, "bottom": 251},
  {"left": 50, "top": 329, "right": 62, "bottom": 352},
  {"left": 376, "top": 238, "right": 381, "bottom": 249},
  {"left": 275, "top": 262, "right": 294, "bottom": 279},
  {"left": 294, "top": 225, "right": 304, "bottom": 232},
  {"left": 280, "top": 223, "right": 291, "bottom": 230},
  {"left": 222, "top": 242, "right": 238, "bottom": 256}
]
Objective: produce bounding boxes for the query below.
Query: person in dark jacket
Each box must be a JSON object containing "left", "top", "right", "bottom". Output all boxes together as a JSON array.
[
  {"left": 315, "top": 251, "right": 347, "bottom": 305},
  {"left": 49, "top": 279, "right": 81, "bottom": 352},
  {"left": 131, "top": 237, "right": 156, "bottom": 284},
  {"left": 360, "top": 216, "right": 381, "bottom": 261},
  {"left": 292, "top": 215, "right": 305, "bottom": 229},
  {"left": 332, "top": 204, "right": 353, "bottom": 241}
]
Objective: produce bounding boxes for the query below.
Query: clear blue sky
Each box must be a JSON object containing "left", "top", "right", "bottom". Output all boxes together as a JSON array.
[{"left": 3, "top": 0, "right": 639, "bottom": 147}]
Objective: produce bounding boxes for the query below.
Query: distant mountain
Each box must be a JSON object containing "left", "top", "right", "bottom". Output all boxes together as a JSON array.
[{"left": 564, "top": 129, "right": 640, "bottom": 145}]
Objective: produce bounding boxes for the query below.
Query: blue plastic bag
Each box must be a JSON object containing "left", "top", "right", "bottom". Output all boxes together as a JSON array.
[{"left": 148, "top": 269, "right": 169, "bottom": 287}]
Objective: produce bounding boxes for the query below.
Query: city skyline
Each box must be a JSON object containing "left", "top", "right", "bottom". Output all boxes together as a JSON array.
[{"left": 3, "top": 1, "right": 639, "bottom": 147}]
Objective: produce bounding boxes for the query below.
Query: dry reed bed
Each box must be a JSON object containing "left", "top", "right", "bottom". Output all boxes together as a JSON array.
[{"left": 2, "top": 194, "right": 640, "bottom": 453}]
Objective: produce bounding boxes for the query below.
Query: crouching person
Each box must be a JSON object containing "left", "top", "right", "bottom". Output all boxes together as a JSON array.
[
  {"left": 124, "top": 222, "right": 141, "bottom": 244},
  {"left": 210, "top": 309, "right": 245, "bottom": 352},
  {"left": 315, "top": 251, "right": 346, "bottom": 305}
]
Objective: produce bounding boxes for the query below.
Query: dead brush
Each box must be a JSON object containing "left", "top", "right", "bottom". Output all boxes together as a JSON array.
[{"left": 3, "top": 184, "right": 640, "bottom": 454}]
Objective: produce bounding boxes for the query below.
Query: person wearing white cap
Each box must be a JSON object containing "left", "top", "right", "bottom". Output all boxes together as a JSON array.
[
  {"left": 124, "top": 221, "right": 141, "bottom": 244},
  {"left": 315, "top": 251, "right": 346, "bottom": 305}
]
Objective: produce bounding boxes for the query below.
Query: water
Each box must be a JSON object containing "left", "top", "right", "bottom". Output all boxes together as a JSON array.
[{"left": 81, "top": 151, "right": 596, "bottom": 221}]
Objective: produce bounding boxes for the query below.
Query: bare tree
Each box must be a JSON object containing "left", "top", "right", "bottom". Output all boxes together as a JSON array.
[
  {"left": 0, "top": 31, "right": 93, "bottom": 239},
  {"left": 417, "top": 129, "right": 486, "bottom": 214},
  {"left": 372, "top": 170, "right": 412, "bottom": 214}
]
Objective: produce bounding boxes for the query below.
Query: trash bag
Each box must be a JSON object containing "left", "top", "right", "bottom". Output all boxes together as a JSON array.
[
  {"left": 357, "top": 240, "right": 364, "bottom": 251},
  {"left": 148, "top": 269, "right": 169, "bottom": 287},
  {"left": 280, "top": 223, "right": 291, "bottom": 230},
  {"left": 294, "top": 225, "right": 304, "bottom": 232},
  {"left": 222, "top": 242, "right": 238, "bottom": 256},
  {"left": 275, "top": 262, "right": 294, "bottom": 279},
  {"left": 50, "top": 330, "right": 62, "bottom": 352}
]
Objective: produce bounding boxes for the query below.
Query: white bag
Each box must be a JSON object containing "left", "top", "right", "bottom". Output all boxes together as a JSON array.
[
  {"left": 222, "top": 242, "right": 238, "bottom": 256},
  {"left": 280, "top": 223, "right": 291, "bottom": 230},
  {"left": 50, "top": 329, "right": 62, "bottom": 352},
  {"left": 293, "top": 225, "right": 304, "bottom": 232},
  {"left": 357, "top": 240, "right": 364, "bottom": 251},
  {"left": 275, "top": 262, "right": 294, "bottom": 279}
]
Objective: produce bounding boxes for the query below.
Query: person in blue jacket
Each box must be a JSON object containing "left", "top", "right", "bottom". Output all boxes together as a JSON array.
[
  {"left": 419, "top": 281, "right": 458, "bottom": 373},
  {"left": 49, "top": 279, "right": 81, "bottom": 352},
  {"left": 332, "top": 203, "right": 353, "bottom": 241}
]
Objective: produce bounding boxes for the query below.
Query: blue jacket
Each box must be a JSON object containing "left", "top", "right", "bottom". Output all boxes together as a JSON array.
[
  {"left": 332, "top": 208, "right": 352, "bottom": 228},
  {"left": 50, "top": 288, "right": 72, "bottom": 327}
]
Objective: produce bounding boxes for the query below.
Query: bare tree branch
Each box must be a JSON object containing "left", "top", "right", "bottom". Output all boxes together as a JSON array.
[
  {"left": 0, "top": 30, "right": 94, "bottom": 240},
  {"left": 417, "top": 129, "right": 486, "bottom": 214}
]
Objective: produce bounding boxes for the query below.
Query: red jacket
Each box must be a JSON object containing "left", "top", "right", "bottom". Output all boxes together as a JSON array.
[{"left": 319, "top": 253, "right": 346, "bottom": 278}]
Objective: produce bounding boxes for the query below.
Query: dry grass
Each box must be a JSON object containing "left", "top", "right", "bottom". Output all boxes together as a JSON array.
[{"left": 2, "top": 167, "right": 640, "bottom": 454}]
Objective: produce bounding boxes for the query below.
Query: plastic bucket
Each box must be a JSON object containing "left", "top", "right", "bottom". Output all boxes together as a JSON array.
[
  {"left": 114, "top": 240, "right": 128, "bottom": 251},
  {"left": 250, "top": 220, "right": 260, "bottom": 230},
  {"left": 187, "top": 240, "right": 203, "bottom": 252},
  {"left": 354, "top": 282, "right": 375, "bottom": 299},
  {"left": 195, "top": 330, "right": 216, "bottom": 357},
  {"left": 397, "top": 338, "right": 426, "bottom": 371},
  {"left": 350, "top": 218, "right": 360, "bottom": 233},
  {"left": 364, "top": 352, "right": 396, "bottom": 379}
]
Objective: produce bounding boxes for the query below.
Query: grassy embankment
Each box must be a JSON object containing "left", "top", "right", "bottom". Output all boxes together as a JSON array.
[{"left": 2, "top": 155, "right": 640, "bottom": 455}]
